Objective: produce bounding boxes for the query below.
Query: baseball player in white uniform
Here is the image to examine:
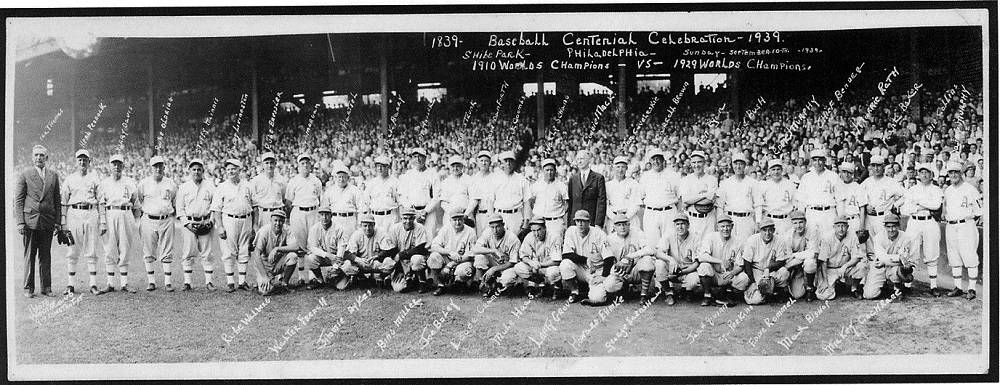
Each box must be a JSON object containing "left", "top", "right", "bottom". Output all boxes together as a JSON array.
[
  {"left": 491, "top": 151, "right": 532, "bottom": 237},
  {"left": 399, "top": 147, "right": 442, "bottom": 237},
  {"left": 97, "top": 154, "right": 140, "bottom": 293},
  {"left": 901, "top": 163, "right": 944, "bottom": 296},
  {"left": 815, "top": 215, "right": 867, "bottom": 300},
  {"left": 696, "top": 214, "right": 750, "bottom": 306},
  {"left": 439, "top": 155, "right": 474, "bottom": 228},
  {"left": 653, "top": 213, "right": 703, "bottom": 305},
  {"left": 589, "top": 214, "right": 659, "bottom": 305},
  {"left": 321, "top": 163, "right": 362, "bottom": 234},
  {"left": 137, "top": 155, "right": 178, "bottom": 292},
  {"left": 716, "top": 152, "right": 758, "bottom": 246},
  {"left": 426, "top": 208, "right": 478, "bottom": 295},
  {"left": 343, "top": 214, "right": 395, "bottom": 287},
  {"left": 559, "top": 210, "right": 612, "bottom": 303},
  {"left": 60, "top": 149, "right": 103, "bottom": 295},
  {"left": 836, "top": 162, "right": 868, "bottom": 234},
  {"left": 679, "top": 150, "right": 718, "bottom": 238},
  {"left": 251, "top": 210, "right": 300, "bottom": 295},
  {"left": 727, "top": 218, "right": 790, "bottom": 305},
  {"left": 863, "top": 213, "right": 914, "bottom": 299},
  {"left": 468, "top": 150, "right": 498, "bottom": 236},
  {"left": 285, "top": 153, "right": 323, "bottom": 284},
  {"left": 175, "top": 158, "right": 218, "bottom": 291},
  {"left": 605, "top": 156, "right": 642, "bottom": 234},
  {"left": 758, "top": 159, "right": 797, "bottom": 235},
  {"left": 637, "top": 149, "right": 682, "bottom": 242},
  {"left": 530, "top": 158, "right": 568, "bottom": 240},
  {"left": 942, "top": 162, "right": 982, "bottom": 300},
  {"left": 466, "top": 213, "right": 520, "bottom": 296},
  {"left": 303, "top": 206, "right": 349, "bottom": 290},
  {"left": 861, "top": 155, "right": 905, "bottom": 238},
  {"left": 777, "top": 210, "right": 818, "bottom": 301},
  {"left": 512, "top": 216, "right": 564, "bottom": 299},
  {"left": 796, "top": 149, "right": 841, "bottom": 239},
  {"left": 381, "top": 207, "right": 432, "bottom": 292},
  {"left": 212, "top": 158, "right": 255, "bottom": 292},
  {"left": 364, "top": 155, "right": 401, "bottom": 232},
  {"left": 249, "top": 151, "right": 287, "bottom": 234}
]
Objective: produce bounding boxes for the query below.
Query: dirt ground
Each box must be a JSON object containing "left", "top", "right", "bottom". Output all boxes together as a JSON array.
[{"left": 9, "top": 224, "right": 985, "bottom": 365}]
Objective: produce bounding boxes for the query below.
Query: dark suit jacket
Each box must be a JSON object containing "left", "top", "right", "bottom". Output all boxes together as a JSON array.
[
  {"left": 567, "top": 169, "right": 607, "bottom": 228},
  {"left": 15, "top": 167, "right": 61, "bottom": 231}
]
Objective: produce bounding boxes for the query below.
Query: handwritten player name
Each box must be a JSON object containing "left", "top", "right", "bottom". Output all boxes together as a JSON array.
[
  {"left": 316, "top": 290, "right": 371, "bottom": 350},
  {"left": 935, "top": 86, "right": 959, "bottom": 121},
  {"left": 154, "top": 131, "right": 166, "bottom": 153},
  {"left": 342, "top": 93, "right": 357, "bottom": 129},
  {"left": 27, "top": 292, "right": 85, "bottom": 325},
  {"left": 118, "top": 106, "right": 133, "bottom": 152},
  {"left": 488, "top": 81, "right": 508, "bottom": 130},
  {"left": 708, "top": 103, "right": 727, "bottom": 128},
  {"left": 490, "top": 294, "right": 535, "bottom": 346},
  {"left": 684, "top": 301, "right": 731, "bottom": 345},
  {"left": 553, "top": 94, "right": 570, "bottom": 128},
  {"left": 823, "top": 291, "right": 898, "bottom": 354},
  {"left": 663, "top": 81, "right": 689, "bottom": 124},
  {"left": 890, "top": 83, "right": 923, "bottom": 129},
  {"left": 747, "top": 297, "right": 797, "bottom": 347},
  {"left": 788, "top": 95, "right": 820, "bottom": 134},
  {"left": 855, "top": 66, "right": 900, "bottom": 130},
  {"left": 567, "top": 295, "right": 625, "bottom": 352},
  {"left": 79, "top": 103, "right": 108, "bottom": 148},
  {"left": 231, "top": 93, "right": 248, "bottom": 153},
  {"left": 418, "top": 298, "right": 461, "bottom": 349},
  {"left": 419, "top": 98, "right": 436, "bottom": 132},
  {"left": 512, "top": 94, "right": 527, "bottom": 127},
  {"left": 819, "top": 63, "right": 865, "bottom": 124},
  {"left": 717, "top": 303, "right": 756, "bottom": 343},
  {"left": 528, "top": 297, "right": 573, "bottom": 348},
  {"left": 158, "top": 97, "right": 172, "bottom": 131},
  {"left": 196, "top": 98, "right": 218, "bottom": 153},
  {"left": 461, "top": 101, "right": 478, "bottom": 129},
  {"left": 740, "top": 97, "right": 767, "bottom": 128},
  {"left": 604, "top": 292, "right": 660, "bottom": 352},
  {"left": 376, "top": 298, "right": 423, "bottom": 352},
  {"left": 775, "top": 299, "right": 829, "bottom": 350},
  {"left": 449, "top": 289, "right": 501, "bottom": 350},
  {"left": 389, "top": 97, "right": 405, "bottom": 134},
  {"left": 590, "top": 92, "right": 615, "bottom": 134},
  {"left": 267, "top": 296, "right": 330, "bottom": 354},
  {"left": 38, "top": 109, "right": 64, "bottom": 141},
  {"left": 221, "top": 297, "right": 272, "bottom": 345},
  {"left": 956, "top": 85, "right": 972, "bottom": 129},
  {"left": 631, "top": 96, "right": 659, "bottom": 135}
]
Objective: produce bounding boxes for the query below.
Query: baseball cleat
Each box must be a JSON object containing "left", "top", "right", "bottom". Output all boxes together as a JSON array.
[
  {"left": 121, "top": 285, "right": 138, "bottom": 294},
  {"left": 966, "top": 289, "right": 976, "bottom": 300},
  {"left": 567, "top": 293, "right": 580, "bottom": 303},
  {"left": 852, "top": 290, "right": 863, "bottom": 300},
  {"left": 181, "top": 283, "right": 193, "bottom": 291},
  {"left": 418, "top": 282, "right": 433, "bottom": 294},
  {"left": 930, "top": 287, "right": 945, "bottom": 297},
  {"left": 432, "top": 286, "right": 446, "bottom": 296},
  {"left": 700, "top": 297, "right": 712, "bottom": 307},
  {"left": 63, "top": 286, "right": 75, "bottom": 296},
  {"left": 40, "top": 291, "right": 56, "bottom": 297},
  {"left": 146, "top": 283, "right": 156, "bottom": 292},
  {"left": 225, "top": 283, "right": 236, "bottom": 293},
  {"left": 640, "top": 294, "right": 653, "bottom": 303},
  {"left": 237, "top": 283, "right": 251, "bottom": 291},
  {"left": 206, "top": 282, "right": 217, "bottom": 291},
  {"left": 165, "top": 284, "right": 175, "bottom": 292},
  {"left": 946, "top": 287, "right": 964, "bottom": 297},
  {"left": 664, "top": 292, "right": 676, "bottom": 306},
  {"left": 580, "top": 299, "right": 603, "bottom": 307},
  {"left": 90, "top": 286, "right": 101, "bottom": 295},
  {"left": 100, "top": 286, "right": 116, "bottom": 294}
]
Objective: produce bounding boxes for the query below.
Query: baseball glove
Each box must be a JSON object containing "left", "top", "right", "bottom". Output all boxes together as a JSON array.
[
  {"left": 193, "top": 222, "right": 214, "bottom": 236},
  {"left": 757, "top": 276, "right": 776, "bottom": 297},
  {"left": 56, "top": 229, "right": 75, "bottom": 246},
  {"left": 855, "top": 230, "right": 870, "bottom": 244},
  {"left": 258, "top": 280, "right": 276, "bottom": 296},
  {"left": 900, "top": 264, "right": 915, "bottom": 283}
]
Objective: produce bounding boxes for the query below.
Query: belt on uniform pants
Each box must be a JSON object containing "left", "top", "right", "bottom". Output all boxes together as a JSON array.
[
  {"left": 372, "top": 210, "right": 393, "bottom": 215},
  {"left": 477, "top": 210, "right": 489, "bottom": 214},
  {"left": 845, "top": 215, "right": 858, "bottom": 221},
  {"left": 333, "top": 212, "right": 356, "bottom": 217},
  {"left": 147, "top": 214, "right": 170, "bottom": 220},
  {"left": 947, "top": 219, "right": 968, "bottom": 225},
  {"left": 70, "top": 203, "right": 94, "bottom": 210},
  {"left": 227, "top": 213, "right": 250, "bottom": 219},
  {"left": 646, "top": 206, "right": 669, "bottom": 211},
  {"left": 544, "top": 217, "right": 562, "bottom": 221},
  {"left": 726, "top": 211, "right": 751, "bottom": 217},
  {"left": 687, "top": 211, "right": 710, "bottom": 218},
  {"left": 910, "top": 215, "right": 932, "bottom": 221},
  {"left": 413, "top": 205, "right": 426, "bottom": 211},
  {"left": 298, "top": 206, "right": 317, "bottom": 211},
  {"left": 766, "top": 213, "right": 788, "bottom": 219},
  {"left": 498, "top": 208, "right": 520, "bottom": 214},
  {"left": 872, "top": 211, "right": 887, "bottom": 216},
  {"left": 809, "top": 206, "right": 833, "bottom": 211},
  {"left": 186, "top": 215, "right": 210, "bottom": 221},
  {"left": 258, "top": 207, "right": 281, "bottom": 212},
  {"left": 107, "top": 205, "right": 132, "bottom": 211}
]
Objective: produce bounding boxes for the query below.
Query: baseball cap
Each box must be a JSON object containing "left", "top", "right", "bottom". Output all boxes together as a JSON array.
[
  {"left": 498, "top": 151, "right": 515, "bottom": 161},
  {"left": 260, "top": 152, "right": 276, "bottom": 161},
  {"left": 809, "top": 149, "right": 827, "bottom": 159},
  {"left": 833, "top": 215, "right": 848, "bottom": 225},
  {"left": 449, "top": 208, "right": 466, "bottom": 218},
  {"left": 869, "top": 155, "right": 885, "bottom": 165},
  {"left": 613, "top": 156, "right": 629, "bottom": 165},
  {"left": 318, "top": 206, "right": 333, "bottom": 214},
  {"left": 767, "top": 159, "right": 784, "bottom": 170},
  {"left": 731, "top": 153, "right": 749, "bottom": 164},
  {"left": 921, "top": 148, "right": 935, "bottom": 156},
  {"left": 758, "top": 217, "right": 776, "bottom": 229},
  {"left": 476, "top": 150, "right": 493, "bottom": 160},
  {"left": 648, "top": 149, "right": 665, "bottom": 160},
  {"left": 673, "top": 212, "right": 690, "bottom": 223},
  {"left": 689, "top": 150, "right": 707, "bottom": 160},
  {"left": 573, "top": 210, "right": 591, "bottom": 221},
  {"left": 528, "top": 216, "right": 545, "bottom": 226},
  {"left": 488, "top": 213, "right": 504, "bottom": 224},
  {"left": 612, "top": 214, "right": 630, "bottom": 224},
  {"left": 916, "top": 163, "right": 933, "bottom": 172},
  {"left": 945, "top": 162, "right": 963, "bottom": 173},
  {"left": 225, "top": 158, "right": 243, "bottom": 168},
  {"left": 270, "top": 210, "right": 287, "bottom": 219},
  {"left": 716, "top": 213, "right": 733, "bottom": 224},
  {"left": 790, "top": 210, "right": 806, "bottom": 221},
  {"left": 75, "top": 149, "right": 91, "bottom": 159},
  {"left": 333, "top": 164, "right": 350, "bottom": 175},
  {"left": 188, "top": 158, "right": 204, "bottom": 168},
  {"left": 410, "top": 147, "right": 428, "bottom": 157},
  {"left": 297, "top": 153, "right": 312, "bottom": 162},
  {"left": 109, "top": 154, "right": 124, "bottom": 164},
  {"left": 149, "top": 156, "right": 165, "bottom": 166},
  {"left": 400, "top": 207, "right": 417, "bottom": 216},
  {"left": 838, "top": 162, "right": 856, "bottom": 173},
  {"left": 374, "top": 155, "right": 391, "bottom": 165},
  {"left": 541, "top": 158, "right": 557, "bottom": 168},
  {"left": 359, "top": 213, "right": 376, "bottom": 224},
  {"left": 448, "top": 155, "right": 465, "bottom": 166},
  {"left": 32, "top": 145, "right": 48, "bottom": 156},
  {"left": 883, "top": 213, "right": 900, "bottom": 224}
]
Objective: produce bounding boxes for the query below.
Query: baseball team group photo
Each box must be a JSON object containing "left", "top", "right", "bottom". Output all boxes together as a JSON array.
[{"left": 6, "top": 8, "right": 991, "bottom": 379}]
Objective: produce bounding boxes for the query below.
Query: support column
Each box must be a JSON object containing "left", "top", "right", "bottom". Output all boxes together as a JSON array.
[
  {"left": 251, "top": 43, "right": 259, "bottom": 145},
  {"left": 617, "top": 64, "right": 628, "bottom": 137},
  {"left": 147, "top": 57, "right": 154, "bottom": 149},
  {"left": 380, "top": 35, "right": 389, "bottom": 135},
  {"left": 909, "top": 29, "right": 922, "bottom": 120},
  {"left": 68, "top": 61, "right": 77, "bottom": 150},
  {"left": 536, "top": 68, "right": 544, "bottom": 139}
]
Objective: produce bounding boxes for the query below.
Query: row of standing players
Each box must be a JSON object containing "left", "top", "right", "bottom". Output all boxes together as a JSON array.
[{"left": 50, "top": 145, "right": 982, "bottom": 305}]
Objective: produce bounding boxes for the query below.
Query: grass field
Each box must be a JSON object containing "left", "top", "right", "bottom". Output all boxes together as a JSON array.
[{"left": 8, "top": 223, "right": 985, "bottom": 367}]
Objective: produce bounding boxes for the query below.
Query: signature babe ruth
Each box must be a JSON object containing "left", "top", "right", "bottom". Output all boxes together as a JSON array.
[
  {"left": 509, "top": 216, "right": 564, "bottom": 299},
  {"left": 342, "top": 214, "right": 395, "bottom": 286},
  {"left": 814, "top": 215, "right": 868, "bottom": 300},
  {"left": 137, "top": 155, "right": 178, "bottom": 292},
  {"left": 652, "top": 212, "right": 704, "bottom": 306},
  {"left": 637, "top": 149, "right": 682, "bottom": 242},
  {"left": 679, "top": 150, "right": 718, "bottom": 238},
  {"left": 728, "top": 218, "right": 790, "bottom": 305},
  {"left": 176, "top": 158, "right": 219, "bottom": 292},
  {"left": 426, "top": 208, "right": 479, "bottom": 295},
  {"left": 468, "top": 150, "right": 499, "bottom": 237},
  {"left": 695, "top": 214, "right": 748, "bottom": 306},
  {"left": 60, "top": 149, "right": 102, "bottom": 295},
  {"left": 96, "top": 153, "right": 140, "bottom": 294},
  {"left": 716, "top": 152, "right": 759, "bottom": 247},
  {"left": 303, "top": 206, "right": 349, "bottom": 290},
  {"left": 530, "top": 158, "right": 569, "bottom": 240},
  {"left": 901, "top": 163, "right": 944, "bottom": 296},
  {"left": 942, "top": 161, "right": 983, "bottom": 300},
  {"left": 863, "top": 213, "right": 915, "bottom": 300},
  {"left": 380, "top": 206, "right": 432, "bottom": 293},
  {"left": 758, "top": 159, "right": 797, "bottom": 235},
  {"left": 364, "top": 155, "right": 401, "bottom": 232},
  {"left": 251, "top": 210, "right": 301, "bottom": 296},
  {"left": 558, "top": 210, "right": 613, "bottom": 304},
  {"left": 285, "top": 153, "right": 324, "bottom": 284},
  {"left": 211, "top": 158, "right": 255, "bottom": 292},
  {"left": 465, "top": 213, "right": 520, "bottom": 297},
  {"left": 605, "top": 156, "right": 642, "bottom": 234}
]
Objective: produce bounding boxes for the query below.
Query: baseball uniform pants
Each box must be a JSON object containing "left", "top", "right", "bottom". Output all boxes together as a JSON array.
[
  {"left": 766, "top": 214, "right": 793, "bottom": 236},
  {"left": 66, "top": 208, "right": 101, "bottom": 266},
  {"left": 221, "top": 215, "right": 253, "bottom": 267},
  {"left": 474, "top": 211, "right": 490, "bottom": 237},
  {"left": 866, "top": 213, "right": 886, "bottom": 237},
  {"left": 815, "top": 263, "right": 867, "bottom": 300},
  {"left": 103, "top": 210, "right": 137, "bottom": 269},
  {"left": 846, "top": 215, "right": 863, "bottom": 233},
  {"left": 289, "top": 208, "right": 318, "bottom": 251},
  {"left": 421, "top": 206, "right": 443, "bottom": 239},
  {"left": 141, "top": 216, "right": 176, "bottom": 264},
  {"left": 726, "top": 212, "right": 756, "bottom": 247},
  {"left": 499, "top": 211, "right": 525, "bottom": 237},
  {"left": 806, "top": 207, "right": 837, "bottom": 240},
  {"left": 906, "top": 217, "right": 941, "bottom": 266},
  {"left": 643, "top": 207, "right": 675, "bottom": 242},
  {"left": 332, "top": 214, "right": 358, "bottom": 236},
  {"left": 343, "top": 257, "right": 395, "bottom": 276},
  {"left": 652, "top": 259, "right": 700, "bottom": 291},
  {"left": 697, "top": 262, "right": 751, "bottom": 292},
  {"left": 372, "top": 209, "right": 398, "bottom": 233},
  {"left": 559, "top": 259, "right": 603, "bottom": 287},
  {"left": 687, "top": 210, "right": 717, "bottom": 240},
  {"left": 544, "top": 218, "right": 566, "bottom": 241},
  {"left": 946, "top": 220, "right": 979, "bottom": 268},
  {"left": 256, "top": 251, "right": 299, "bottom": 282},
  {"left": 179, "top": 222, "right": 218, "bottom": 271},
  {"left": 863, "top": 262, "right": 911, "bottom": 299},
  {"left": 504, "top": 262, "right": 562, "bottom": 286}
]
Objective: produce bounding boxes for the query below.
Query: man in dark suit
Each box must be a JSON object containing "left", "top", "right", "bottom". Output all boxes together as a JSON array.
[
  {"left": 567, "top": 150, "right": 608, "bottom": 229},
  {"left": 15, "top": 145, "right": 62, "bottom": 298}
]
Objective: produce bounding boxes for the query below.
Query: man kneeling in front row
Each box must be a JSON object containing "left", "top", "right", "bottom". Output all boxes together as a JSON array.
[
  {"left": 303, "top": 206, "right": 350, "bottom": 290},
  {"left": 252, "top": 210, "right": 302, "bottom": 296},
  {"left": 863, "top": 213, "right": 914, "bottom": 299}
]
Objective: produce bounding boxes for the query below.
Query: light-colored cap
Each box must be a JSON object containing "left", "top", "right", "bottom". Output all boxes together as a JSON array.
[
  {"left": 838, "top": 162, "right": 856, "bottom": 173},
  {"left": 270, "top": 210, "right": 287, "bottom": 219},
  {"left": 673, "top": 212, "right": 689, "bottom": 223},
  {"left": 449, "top": 208, "right": 466, "bottom": 218},
  {"left": 921, "top": 148, "right": 935, "bottom": 156},
  {"left": 400, "top": 206, "right": 417, "bottom": 216},
  {"left": 109, "top": 154, "right": 124, "bottom": 164},
  {"left": 32, "top": 145, "right": 48, "bottom": 156},
  {"left": 731, "top": 153, "right": 749, "bottom": 164},
  {"left": 612, "top": 214, "right": 630, "bottom": 224},
  {"left": 498, "top": 151, "right": 515, "bottom": 161},
  {"left": 541, "top": 158, "right": 557, "bottom": 168},
  {"left": 648, "top": 149, "right": 665, "bottom": 159},
  {"left": 833, "top": 215, "right": 849, "bottom": 225},
  {"left": 689, "top": 150, "right": 707, "bottom": 160},
  {"left": 374, "top": 155, "right": 391, "bottom": 165},
  {"left": 528, "top": 216, "right": 545, "bottom": 226},
  {"left": 476, "top": 150, "right": 493, "bottom": 160},
  {"left": 333, "top": 164, "right": 350, "bottom": 175},
  {"left": 869, "top": 155, "right": 885, "bottom": 165},
  {"left": 225, "top": 158, "right": 243, "bottom": 168},
  {"left": 916, "top": 163, "right": 934, "bottom": 172},
  {"left": 790, "top": 210, "right": 806, "bottom": 221},
  {"left": 945, "top": 162, "right": 963, "bottom": 173},
  {"left": 75, "top": 149, "right": 91, "bottom": 158},
  {"left": 410, "top": 147, "right": 427, "bottom": 157},
  {"left": 716, "top": 213, "right": 733, "bottom": 224},
  {"left": 759, "top": 217, "right": 775, "bottom": 229},
  {"left": 613, "top": 156, "right": 629, "bottom": 165},
  {"left": 149, "top": 156, "right": 165, "bottom": 166},
  {"left": 318, "top": 206, "right": 333, "bottom": 214},
  {"left": 809, "top": 149, "right": 827, "bottom": 159},
  {"left": 573, "top": 210, "right": 591, "bottom": 221},
  {"left": 188, "top": 158, "right": 205, "bottom": 168},
  {"left": 260, "top": 152, "right": 276, "bottom": 161},
  {"left": 297, "top": 153, "right": 312, "bottom": 162},
  {"left": 488, "top": 213, "right": 504, "bottom": 224},
  {"left": 767, "top": 159, "right": 784, "bottom": 169},
  {"left": 883, "top": 213, "right": 900, "bottom": 224},
  {"left": 359, "top": 213, "right": 376, "bottom": 223},
  {"left": 448, "top": 155, "right": 465, "bottom": 166}
]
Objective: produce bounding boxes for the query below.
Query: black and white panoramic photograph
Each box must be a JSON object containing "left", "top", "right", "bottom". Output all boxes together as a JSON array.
[{"left": 5, "top": 3, "right": 994, "bottom": 380}]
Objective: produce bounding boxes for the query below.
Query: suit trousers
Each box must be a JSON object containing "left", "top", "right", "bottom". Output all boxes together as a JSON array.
[{"left": 23, "top": 228, "right": 54, "bottom": 293}]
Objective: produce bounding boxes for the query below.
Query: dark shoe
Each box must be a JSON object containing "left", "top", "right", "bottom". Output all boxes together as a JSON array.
[
  {"left": 930, "top": 287, "right": 946, "bottom": 297},
  {"left": 965, "top": 289, "right": 976, "bottom": 300},
  {"left": 225, "top": 283, "right": 236, "bottom": 293},
  {"left": 206, "top": 282, "right": 217, "bottom": 291},
  {"left": 418, "top": 282, "right": 433, "bottom": 294},
  {"left": 853, "top": 289, "right": 863, "bottom": 300},
  {"left": 237, "top": 283, "right": 251, "bottom": 291},
  {"left": 165, "top": 284, "right": 175, "bottom": 292},
  {"left": 40, "top": 291, "right": 55, "bottom": 297},
  {"left": 146, "top": 283, "right": 156, "bottom": 292},
  {"left": 181, "top": 283, "right": 193, "bottom": 291},
  {"left": 640, "top": 294, "right": 653, "bottom": 303},
  {"left": 805, "top": 286, "right": 816, "bottom": 302},
  {"left": 946, "top": 287, "right": 964, "bottom": 297},
  {"left": 305, "top": 279, "right": 324, "bottom": 290},
  {"left": 700, "top": 297, "right": 712, "bottom": 307},
  {"left": 89, "top": 286, "right": 101, "bottom": 295},
  {"left": 100, "top": 286, "right": 116, "bottom": 294},
  {"left": 567, "top": 293, "right": 581, "bottom": 303},
  {"left": 664, "top": 292, "right": 676, "bottom": 306},
  {"left": 63, "top": 286, "right": 75, "bottom": 296},
  {"left": 120, "top": 285, "right": 138, "bottom": 294},
  {"left": 581, "top": 299, "right": 604, "bottom": 307},
  {"left": 433, "top": 286, "right": 446, "bottom": 296}
]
